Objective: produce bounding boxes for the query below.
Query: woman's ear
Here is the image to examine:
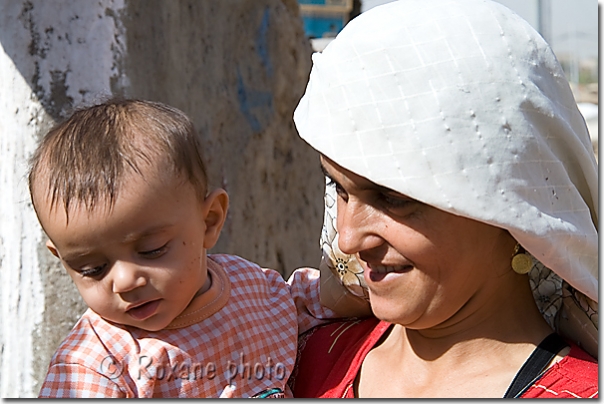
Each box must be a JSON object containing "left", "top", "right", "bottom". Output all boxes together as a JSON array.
[
  {"left": 201, "top": 189, "right": 229, "bottom": 249},
  {"left": 46, "top": 240, "right": 60, "bottom": 258}
]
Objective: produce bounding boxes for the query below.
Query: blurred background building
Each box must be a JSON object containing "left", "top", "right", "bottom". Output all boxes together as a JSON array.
[{"left": 298, "top": 0, "right": 355, "bottom": 39}]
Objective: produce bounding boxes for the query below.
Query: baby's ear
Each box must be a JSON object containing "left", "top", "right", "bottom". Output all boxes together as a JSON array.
[
  {"left": 201, "top": 189, "right": 229, "bottom": 249},
  {"left": 46, "top": 240, "right": 60, "bottom": 258}
]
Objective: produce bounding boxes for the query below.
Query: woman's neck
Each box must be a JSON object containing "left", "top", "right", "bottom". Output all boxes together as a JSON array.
[
  {"left": 356, "top": 274, "right": 554, "bottom": 398},
  {"left": 412, "top": 272, "right": 551, "bottom": 344}
]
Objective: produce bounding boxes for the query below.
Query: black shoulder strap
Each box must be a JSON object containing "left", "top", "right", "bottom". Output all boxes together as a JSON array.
[{"left": 503, "top": 333, "right": 569, "bottom": 398}]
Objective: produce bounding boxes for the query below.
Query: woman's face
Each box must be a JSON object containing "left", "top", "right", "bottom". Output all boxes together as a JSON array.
[{"left": 321, "top": 156, "right": 517, "bottom": 330}]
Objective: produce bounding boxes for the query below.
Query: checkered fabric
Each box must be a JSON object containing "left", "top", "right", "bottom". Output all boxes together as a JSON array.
[
  {"left": 294, "top": 0, "right": 598, "bottom": 303},
  {"left": 38, "top": 254, "right": 334, "bottom": 398}
]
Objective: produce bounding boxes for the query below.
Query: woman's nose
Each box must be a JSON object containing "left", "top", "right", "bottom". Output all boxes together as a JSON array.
[
  {"left": 336, "top": 198, "right": 382, "bottom": 255},
  {"left": 111, "top": 261, "right": 147, "bottom": 294}
]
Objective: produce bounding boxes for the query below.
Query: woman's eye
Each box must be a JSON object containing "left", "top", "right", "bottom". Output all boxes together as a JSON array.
[
  {"left": 139, "top": 244, "right": 168, "bottom": 258},
  {"left": 78, "top": 264, "right": 107, "bottom": 278},
  {"left": 379, "top": 193, "right": 417, "bottom": 213},
  {"left": 334, "top": 184, "right": 348, "bottom": 201},
  {"left": 327, "top": 178, "right": 349, "bottom": 202}
]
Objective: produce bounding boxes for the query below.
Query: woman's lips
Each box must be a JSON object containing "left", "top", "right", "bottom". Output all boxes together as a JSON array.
[
  {"left": 127, "top": 300, "right": 160, "bottom": 320},
  {"left": 365, "top": 263, "right": 413, "bottom": 282}
]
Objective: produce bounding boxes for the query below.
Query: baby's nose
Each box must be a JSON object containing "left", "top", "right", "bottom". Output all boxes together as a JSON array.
[{"left": 111, "top": 261, "right": 147, "bottom": 294}]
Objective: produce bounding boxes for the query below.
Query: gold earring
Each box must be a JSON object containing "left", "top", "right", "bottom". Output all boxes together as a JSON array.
[{"left": 511, "top": 243, "right": 532, "bottom": 275}]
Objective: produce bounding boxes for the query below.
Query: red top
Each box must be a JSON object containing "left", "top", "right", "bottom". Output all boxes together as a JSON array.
[{"left": 289, "top": 318, "right": 598, "bottom": 398}]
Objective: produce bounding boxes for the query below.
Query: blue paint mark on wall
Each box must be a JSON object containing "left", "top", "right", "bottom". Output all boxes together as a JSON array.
[
  {"left": 257, "top": 7, "right": 273, "bottom": 77},
  {"left": 237, "top": 68, "right": 274, "bottom": 133}
]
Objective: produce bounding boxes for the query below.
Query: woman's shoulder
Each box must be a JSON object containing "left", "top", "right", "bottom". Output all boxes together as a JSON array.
[
  {"left": 298, "top": 317, "right": 385, "bottom": 356},
  {"left": 521, "top": 342, "right": 598, "bottom": 398},
  {"left": 289, "top": 317, "right": 388, "bottom": 398}
]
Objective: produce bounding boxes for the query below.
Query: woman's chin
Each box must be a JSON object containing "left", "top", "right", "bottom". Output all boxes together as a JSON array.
[{"left": 367, "top": 294, "right": 420, "bottom": 326}]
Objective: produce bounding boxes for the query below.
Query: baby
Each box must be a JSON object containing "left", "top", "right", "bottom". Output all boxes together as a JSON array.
[{"left": 29, "top": 99, "right": 332, "bottom": 398}]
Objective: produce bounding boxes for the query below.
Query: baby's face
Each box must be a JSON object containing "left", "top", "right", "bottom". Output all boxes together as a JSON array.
[{"left": 35, "top": 170, "right": 219, "bottom": 331}]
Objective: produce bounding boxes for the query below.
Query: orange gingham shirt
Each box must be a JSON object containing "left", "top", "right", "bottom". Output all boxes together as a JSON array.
[{"left": 38, "top": 254, "right": 334, "bottom": 398}]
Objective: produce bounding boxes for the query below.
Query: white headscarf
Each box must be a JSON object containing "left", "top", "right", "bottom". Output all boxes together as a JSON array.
[{"left": 294, "top": 0, "right": 598, "bottom": 305}]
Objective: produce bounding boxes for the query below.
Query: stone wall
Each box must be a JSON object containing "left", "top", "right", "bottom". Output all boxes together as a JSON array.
[{"left": 0, "top": 0, "right": 323, "bottom": 397}]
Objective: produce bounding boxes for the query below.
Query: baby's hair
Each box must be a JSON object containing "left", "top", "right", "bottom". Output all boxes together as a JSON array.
[{"left": 28, "top": 99, "right": 208, "bottom": 219}]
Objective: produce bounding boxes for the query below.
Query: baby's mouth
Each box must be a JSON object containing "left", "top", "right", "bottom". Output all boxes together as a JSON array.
[{"left": 127, "top": 300, "right": 160, "bottom": 320}]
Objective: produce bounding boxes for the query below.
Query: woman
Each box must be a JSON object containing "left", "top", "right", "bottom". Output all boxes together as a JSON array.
[{"left": 289, "top": 0, "right": 597, "bottom": 398}]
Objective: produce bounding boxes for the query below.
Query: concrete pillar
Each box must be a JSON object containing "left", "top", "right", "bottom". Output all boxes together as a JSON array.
[{"left": 0, "top": 0, "right": 322, "bottom": 397}]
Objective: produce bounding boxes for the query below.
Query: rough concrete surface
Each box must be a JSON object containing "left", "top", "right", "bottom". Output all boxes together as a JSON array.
[{"left": 0, "top": 0, "right": 322, "bottom": 397}]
